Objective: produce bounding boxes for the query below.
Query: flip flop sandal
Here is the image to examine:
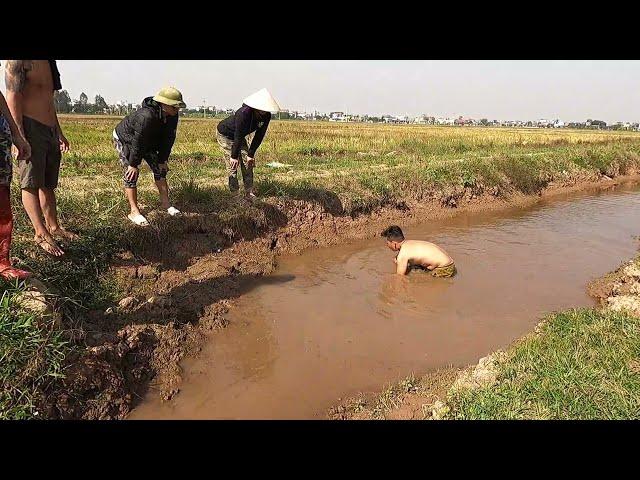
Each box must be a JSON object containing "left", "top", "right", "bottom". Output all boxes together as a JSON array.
[
  {"left": 128, "top": 213, "right": 149, "bottom": 226},
  {"left": 167, "top": 206, "right": 181, "bottom": 216}
]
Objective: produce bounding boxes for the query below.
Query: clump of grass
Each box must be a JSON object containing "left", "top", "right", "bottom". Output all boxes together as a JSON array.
[
  {"left": 494, "top": 155, "right": 549, "bottom": 194},
  {"left": 0, "top": 282, "right": 70, "bottom": 419},
  {"left": 172, "top": 177, "right": 218, "bottom": 205},
  {"left": 369, "top": 373, "right": 419, "bottom": 419},
  {"left": 445, "top": 309, "right": 640, "bottom": 419},
  {"left": 292, "top": 145, "right": 327, "bottom": 156},
  {"left": 11, "top": 225, "right": 123, "bottom": 321}
]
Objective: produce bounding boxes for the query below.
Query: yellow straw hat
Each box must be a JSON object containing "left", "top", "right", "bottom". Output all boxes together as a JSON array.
[{"left": 153, "top": 86, "right": 186, "bottom": 108}]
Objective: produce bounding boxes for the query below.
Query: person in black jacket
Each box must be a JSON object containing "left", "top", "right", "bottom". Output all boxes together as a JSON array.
[
  {"left": 216, "top": 88, "right": 281, "bottom": 198},
  {"left": 113, "top": 87, "right": 186, "bottom": 226}
]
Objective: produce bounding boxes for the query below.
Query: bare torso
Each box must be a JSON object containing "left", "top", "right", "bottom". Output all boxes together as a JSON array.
[
  {"left": 397, "top": 240, "right": 453, "bottom": 270},
  {"left": 17, "top": 60, "right": 56, "bottom": 127}
]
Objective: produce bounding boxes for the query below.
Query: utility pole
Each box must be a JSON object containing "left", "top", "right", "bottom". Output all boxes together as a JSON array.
[{"left": 203, "top": 99, "right": 207, "bottom": 119}]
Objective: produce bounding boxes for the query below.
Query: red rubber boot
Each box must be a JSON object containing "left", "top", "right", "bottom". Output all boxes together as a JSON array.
[{"left": 0, "top": 186, "right": 30, "bottom": 280}]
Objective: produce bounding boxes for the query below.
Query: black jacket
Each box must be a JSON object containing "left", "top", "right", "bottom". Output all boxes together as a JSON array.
[
  {"left": 217, "top": 104, "right": 271, "bottom": 159},
  {"left": 115, "top": 97, "right": 178, "bottom": 167}
]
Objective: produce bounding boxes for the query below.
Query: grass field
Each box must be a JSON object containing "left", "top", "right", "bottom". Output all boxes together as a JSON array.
[
  {"left": 59, "top": 116, "right": 640, "bottom": 205},
  {"left": 445, "top": 308, "right": 640, "bottom": 419},
  {"left": 3, "top": 116, "right": 640, "bottom": 419}
]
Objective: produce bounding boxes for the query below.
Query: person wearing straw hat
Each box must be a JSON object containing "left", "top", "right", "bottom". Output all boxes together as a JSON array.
[
  {"left": 216, "top": 88, "right": 281, "bottom": 198},
  {"left": 113, "top": 86, "right": 186, "bottom": 226}
]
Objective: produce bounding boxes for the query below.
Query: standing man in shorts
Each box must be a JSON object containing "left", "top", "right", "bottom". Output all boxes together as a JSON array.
[
  {"left": 0, "top": 61, "right": 32, "bottom": 279},
  {"left": 4, "top": 60, "right": 74, "bottom": 257}
]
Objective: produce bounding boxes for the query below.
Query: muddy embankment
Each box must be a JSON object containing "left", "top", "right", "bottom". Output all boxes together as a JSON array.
[{"left": 29, "top": 169, "right": 640, "bottom": 419}]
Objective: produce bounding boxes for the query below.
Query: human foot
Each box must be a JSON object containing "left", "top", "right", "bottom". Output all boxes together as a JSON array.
[
  {"left": 50, "top": 227, "right": 79, "bottom": 241},
  {"left": 34, "top": 233, "right": 65, "bottom": 257}
]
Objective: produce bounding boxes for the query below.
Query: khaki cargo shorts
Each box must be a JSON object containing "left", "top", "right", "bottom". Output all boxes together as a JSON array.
[{"left": 19, "top": 116, "right": 61, "bottom": 189}]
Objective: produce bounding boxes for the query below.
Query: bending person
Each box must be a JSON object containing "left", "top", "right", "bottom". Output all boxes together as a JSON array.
[
  {"left": 216, "top": 88, "right": 281, "bottom": 198},
  {"left": 113, "top": 87, "right": 186, "bottom": 226},
  {"left": 381, "top": 225, "right": 457, "bottom": 278}
]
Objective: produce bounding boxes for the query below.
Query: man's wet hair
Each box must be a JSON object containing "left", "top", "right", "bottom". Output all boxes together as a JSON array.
[{"left": 381, "top": 225, "right": 404, "bottom": 242}]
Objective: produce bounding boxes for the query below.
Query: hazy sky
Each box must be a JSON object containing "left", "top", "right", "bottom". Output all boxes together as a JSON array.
[{"left": 2, "top": 60, "right": 639, "bottom": 123}]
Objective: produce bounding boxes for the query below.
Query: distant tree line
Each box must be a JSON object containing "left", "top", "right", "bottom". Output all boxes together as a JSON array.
[
  {"left": 54, "top": 90, "right": 133, "bottom": 115},
  {"left": 52, "top": 95, "right": 639, "bottom": 130}
]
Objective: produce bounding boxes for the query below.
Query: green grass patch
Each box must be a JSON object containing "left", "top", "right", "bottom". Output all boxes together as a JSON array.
[
  {"left": 446, "top": 308, "right": 640, "bottom": 419},
  {"left": 0, "top": 282, "right": 70, "bottom": 419}
]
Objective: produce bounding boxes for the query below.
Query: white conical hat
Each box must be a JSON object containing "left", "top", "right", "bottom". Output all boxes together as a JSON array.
[{"left": 243, "top": 88, "right": 281, "bottom": 113}]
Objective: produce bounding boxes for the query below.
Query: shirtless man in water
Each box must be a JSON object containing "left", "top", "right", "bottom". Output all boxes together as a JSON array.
[
  {"left": 4, "top": 60, "right": 76, "bottom": 257},
  {"left": 381, "top": 225, "right": 457, "bottom": 277}
]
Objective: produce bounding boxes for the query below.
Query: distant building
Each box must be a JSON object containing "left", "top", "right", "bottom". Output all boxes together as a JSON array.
[
  {"left": 382, "top": 115, "right": 409, "bottom": 124},
  {"left": 434, "top": 117, "right": 455, "bottom": 125},
  {"left": 454, "top": 116, "right": 474, "bottom": 126},
  {"left": 414, "top": 114, "right": 434, "bottom": 124}
]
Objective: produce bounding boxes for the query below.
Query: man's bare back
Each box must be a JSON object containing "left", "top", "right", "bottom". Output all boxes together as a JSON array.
[
  {"left": 396, "top": 240, "right": 453, "bottom": 273},
  {"left": 5, "top": 60, "right": 57, "bottom": 127}
]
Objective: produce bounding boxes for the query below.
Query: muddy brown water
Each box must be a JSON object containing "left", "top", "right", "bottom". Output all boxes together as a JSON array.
[{"left": 131, "top": 183, "right": 640, "bottom": 419}]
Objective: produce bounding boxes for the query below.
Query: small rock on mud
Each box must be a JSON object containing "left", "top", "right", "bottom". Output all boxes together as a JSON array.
[
  {"left": 607, "top": 295, "right": 640, "bottom": 315},
  {"left": 623, "top": 264, "right": 640, "bottom": 279},
  {"left": 452, "top": 352, "right": 504, "bottom": 392},
  {"left": 118, "top": 296, "right": 138, "bottom": 310},
  {"left": 430, "top": 400, "right": 449, "bottom": 420},
  {"left": 137, "top": 265, "right": 159, "bottom": 279},
  {"left": 147, "top": 295, "right": 173, "bottom": 308},
  {"left": 16, "top": 288, "right": 50, "bottom": 315}
]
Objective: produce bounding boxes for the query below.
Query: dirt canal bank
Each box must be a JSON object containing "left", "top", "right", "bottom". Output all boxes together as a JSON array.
[{"left": 129, "top": 181, "right": 640, "bottom": 419}]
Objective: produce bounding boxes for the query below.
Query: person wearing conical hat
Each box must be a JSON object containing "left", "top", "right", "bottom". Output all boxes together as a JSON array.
[
  {"left": 113, "top": 86, "right": 186, "bottom": 226},
  {"left": 216, "top": 88, "right": 280, "bottom": 198}
]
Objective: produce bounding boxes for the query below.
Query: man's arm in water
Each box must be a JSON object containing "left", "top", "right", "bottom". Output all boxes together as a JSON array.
[
  {"left": 395, "top": 254, "right": 409, "bottom": 275},
  {"left": 4, "top": 61, "right": 29, "bottom": 136}
]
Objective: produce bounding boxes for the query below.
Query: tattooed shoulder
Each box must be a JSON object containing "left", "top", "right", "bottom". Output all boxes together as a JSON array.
[{"left": 4, "top": 60, "right": 33, "bottom": 92}]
